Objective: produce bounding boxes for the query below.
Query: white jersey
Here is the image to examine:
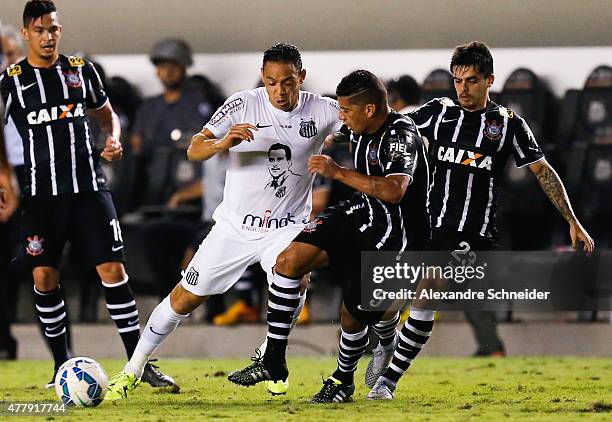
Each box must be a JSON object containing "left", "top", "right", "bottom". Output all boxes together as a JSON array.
[{"left": 204, "top": 87, "right": 341, "bottom": 239}]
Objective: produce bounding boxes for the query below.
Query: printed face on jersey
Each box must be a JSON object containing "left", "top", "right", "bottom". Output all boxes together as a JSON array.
[
  {"left": 452, "top": 65, "right": 493, "bottom": 111},
  {"left": 265, "top": 144, "right": 301, "bottom": 198},
  {"left": 261, "top": 61, "right": 305, "bottom": 112},
  {"left": 337, "top": 96, "right": 371, "bottom": 134},
  {"left": 268, "top": 145, "right": 291, "bottom": 178},
  {"left": 21, "top": 12, "right": 62, "bottom": 62}
]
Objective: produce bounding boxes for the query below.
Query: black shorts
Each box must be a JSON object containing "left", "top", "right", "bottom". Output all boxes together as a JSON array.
[
  {"left": 428, "top": 230, "right": 497, "bottom": 252},
  {"left": 20, "top": 191, "right": 125, "bottom": 269},
  {"left": 294, "top": 202, "right": 399, "bottom": 325},
  {"left": 426, "top": 231, "right": 497, "bottom": 296}
]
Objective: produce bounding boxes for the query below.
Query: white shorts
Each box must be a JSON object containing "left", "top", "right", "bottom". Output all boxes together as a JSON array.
[{"left": 180, "top": 219, "right": 304, "bottom": 296}]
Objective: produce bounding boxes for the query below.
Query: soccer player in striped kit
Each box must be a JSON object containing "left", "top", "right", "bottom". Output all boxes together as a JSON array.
[
  {"left": 229, "top": 70, "right": 430, "bottom": 402},
  {"left": 0, "top": 0, "right": 174, "bottom": 388},
  {"left": 366, "top": 41, "right": 595, "bottom": 400}
]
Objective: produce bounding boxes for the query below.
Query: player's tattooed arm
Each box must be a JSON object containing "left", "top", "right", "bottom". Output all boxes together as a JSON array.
[
  {"left": 529, "top": 159, "right": 595, "bottom": 252},
  {"left": 188, "top": 124, "right": 257, "bottom": 161},
  {"left": 308, "top": 155, "right": 409, "bottom": 204},
  {"left": 530, "top": 159, "right": 574, "bottom": 222}
]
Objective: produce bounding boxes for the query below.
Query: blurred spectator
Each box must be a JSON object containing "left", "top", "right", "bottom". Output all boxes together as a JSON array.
[
  {"left": 130, "top": 38, "right": 213, "bottom": 154},
  {"left": 0, "top": 26, "right": 24, "bottom": 359},
  {"left": 0, "top": 94, "right": 19, "bottom": 359},
  {"left": 0, "top": 26, "right": 24, "bottom": 72},
  {"left": 387, "top": 75, "right": 422, "bottom": 113},
  {"left": 128, "top": 39, "right": 216, "bottom": 212}
]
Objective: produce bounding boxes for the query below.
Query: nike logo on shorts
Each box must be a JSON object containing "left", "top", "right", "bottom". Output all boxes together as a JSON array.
[
  {"left": 442, "top": 118, "right": 458, "bottom": 123},
  {"left": 112, "top": 245, "right": 124, "bottom": 252},
  {"left": 21, "top": 82, "right": 37, "bottom": 91},
  {"left": 256, "top": 123, "right": 273, "bottom": 128}
]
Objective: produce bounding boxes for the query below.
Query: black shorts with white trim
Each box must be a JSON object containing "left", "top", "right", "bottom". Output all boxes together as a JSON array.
[{"left": 19, "top": 190, "right": 125, "bottom": 269}]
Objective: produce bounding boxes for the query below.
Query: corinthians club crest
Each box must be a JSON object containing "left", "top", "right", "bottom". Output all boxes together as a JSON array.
[
  {"left": 299, "top": 118, "right": 317, "bottom": 138},
  {"left": 63, "top": 70, "right": 82, "bottom": 88},
  {"left": 483, "top": 120, "right": 504, "bottom": 141},
  {"left": 26, "top": 235, "right": 45, "bottom": 256}
]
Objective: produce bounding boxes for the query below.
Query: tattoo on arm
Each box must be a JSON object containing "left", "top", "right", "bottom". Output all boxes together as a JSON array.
[{"left": 535, "top": 164, "right": 575, "bottom": 223}]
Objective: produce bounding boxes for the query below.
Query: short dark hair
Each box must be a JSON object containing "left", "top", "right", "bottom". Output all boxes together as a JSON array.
[
  {"left": 336, "top": 70, "right": 387, "bottom": 110},
  {"left": 450, "top": 41, "right": 494, "bottom": 77},
  {"left": 269, "top": 143, "right": 291, "bottom": 160},
  {"left": 23, "top": 0, "right": 56, "bottom": 28},
  {"left": 263, "top": 43, "right": 302, "bottom": 71},
  {"left": 387, "top": 75, "right": 421, "bottom": 105}
]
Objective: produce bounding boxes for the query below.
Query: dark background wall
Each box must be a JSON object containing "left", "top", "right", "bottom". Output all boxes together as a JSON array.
[{"left": 2, "top": 0, "right": 611, "bottom": 54}]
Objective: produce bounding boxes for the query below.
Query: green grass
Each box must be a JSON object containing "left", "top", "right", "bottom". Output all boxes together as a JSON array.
[{"left": 1, "top": 357, "right": 611, "bottom": 421}]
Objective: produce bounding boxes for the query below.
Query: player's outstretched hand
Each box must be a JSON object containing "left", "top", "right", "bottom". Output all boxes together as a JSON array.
[
  {"left": 569, "top": 219, "right": 595, "bottom": 255},
  {"left": 101, "top": 136, "right": 123, "bottom": 161},
  {"left": 308, "top": 155, "right": 340, "bottom": 179},
  {"left": 220, "top": 123, "right": 258, "bottom": 149}
]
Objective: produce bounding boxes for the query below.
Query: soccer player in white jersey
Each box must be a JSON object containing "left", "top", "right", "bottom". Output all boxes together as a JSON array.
[{"left": 105, "top": 43, "right": 342, "bottom": 400}]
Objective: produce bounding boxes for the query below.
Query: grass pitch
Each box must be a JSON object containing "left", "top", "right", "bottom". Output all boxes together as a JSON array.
[{"left": 1, "top": 357, "right": 611, "bottom": 421}]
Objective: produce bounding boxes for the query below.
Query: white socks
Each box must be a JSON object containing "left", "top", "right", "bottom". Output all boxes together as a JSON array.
[{"left": 124, "top": 296, "right": 188, "bottom": 377}]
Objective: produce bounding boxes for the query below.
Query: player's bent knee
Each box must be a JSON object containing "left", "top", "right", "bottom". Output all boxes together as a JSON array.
[
  {"left": 276, "top": 243, "right": 326, "bottom": 278},
  {"left": 340, "top": 303, "right": 366, "bottom": 333},
  {"left": 96, "top": 261, "right": 127, "bottom": 283},
  {"left": 274, "top": 247, "right": 304, "bottom": 278},
  {"left": 32, "top": 266, "right": 60, "bottom": 292},
  {"left": 170, "top": 284, "right": 207, "bottom": 315}
]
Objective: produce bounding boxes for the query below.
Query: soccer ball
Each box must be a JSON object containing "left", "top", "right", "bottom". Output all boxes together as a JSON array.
[{"left": 54, "top": 357, "right": 108, "bottom": 407}]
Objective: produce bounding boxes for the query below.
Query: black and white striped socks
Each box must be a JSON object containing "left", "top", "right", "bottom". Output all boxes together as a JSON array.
[
  {"left": 332, "top": 326, "right": 369, "bottom": 385},
  {"left": 373, "top": 312, "right": 400, "bottom": 347},
  {"left": 381, "top": 308, "right": 434, "bottom": 386},
  {"left": 102, "top": 276, "right": 140, "bottom": 359},
  {"left": 263, "top": 272, "right": 301, "bottom": 366},
  {"left": 34, "top": 285, "right": 69, "bottom": 370}
]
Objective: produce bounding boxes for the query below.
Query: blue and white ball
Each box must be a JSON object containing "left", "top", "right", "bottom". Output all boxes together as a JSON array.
[{"left": 54, "top": 357, "right": 108, "bottom": 407}]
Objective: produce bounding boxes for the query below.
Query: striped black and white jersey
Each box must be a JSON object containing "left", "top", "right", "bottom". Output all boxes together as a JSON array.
[
  {"left": 345, "top": 111, "right": 429, "bottom": 251},
  {"left": 0, "top": 55, "right": 108, "bottom": 196},
  {"left": 408, "top": 97, "right": 544, "bottom": 240}
]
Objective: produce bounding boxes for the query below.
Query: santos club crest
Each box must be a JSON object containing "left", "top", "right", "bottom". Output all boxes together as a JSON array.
[{"left": 299, "top": 119, "right": 317, "bottom": 138}]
